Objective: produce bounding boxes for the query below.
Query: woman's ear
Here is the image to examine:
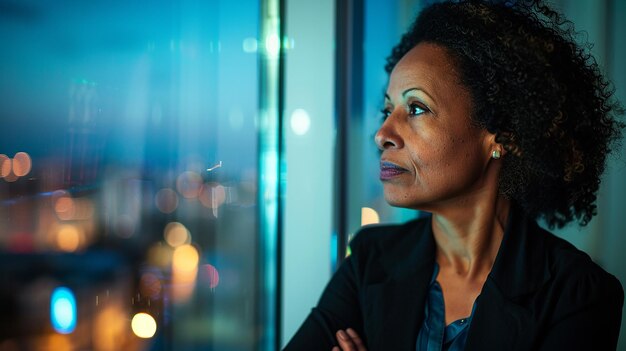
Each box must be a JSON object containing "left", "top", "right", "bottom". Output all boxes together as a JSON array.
[{"left": 484, "top": 131, "right": 507, "bottom": 159}]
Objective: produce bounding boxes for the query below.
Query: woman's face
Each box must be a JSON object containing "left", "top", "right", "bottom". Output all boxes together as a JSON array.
[{"left": 376, "top": 42, "right": 495, "bottom": 211}]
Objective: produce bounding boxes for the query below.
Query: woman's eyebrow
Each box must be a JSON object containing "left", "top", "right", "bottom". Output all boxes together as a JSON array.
[{"left": 384, "top": 87, "right": 435, "bottom": 102}]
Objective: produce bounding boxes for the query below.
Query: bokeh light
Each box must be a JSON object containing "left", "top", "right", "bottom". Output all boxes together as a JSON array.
[
  {"left": 176, "top": 171, "right": 203, "bottom": 199},
  {"left": 54, "top": 195, "right": 76, "bottom": 221},
  {"left": 200, "top": 264, "right": 220, "bottom": 289},
  {"left": 172, "top": 244, "right": 200, "bottom": 302},
  {"left": 0, "top": 154, "right": 10, "bottom": 178},
  {"left": 265, "top": 33, "right": 280, "bottom": 57},
  {"left": 361, "top": 207, "right": 380, "bottom": 226},
  {"left": 56, "top": 225, "right": 82, "bottom": 252},
  {"left": 172, "top": 244, "right": 199, "bottom": 274},
  {"left": 164, "top": 222, "right": 190, "bottom": 247},
  {"left": 155, "top": 188, "right": 179, "bottom": 214},
  {"left": 50, "top": 287, "right": 77, "bottom": 334},
  {"left": 12, "top": 152, "right": 32, "bottom": 177},
  {"left": 290, "top": 108, "right": 311, "bottom": 135},
  {"left": 199, "top": 183, "right": 226, "bottom": 209},
  {"left": 93, "top": 304, "right": 127, "bottom": 351},
  {"left": 131, "top": 313, "right": 157, "bottom": 339}
]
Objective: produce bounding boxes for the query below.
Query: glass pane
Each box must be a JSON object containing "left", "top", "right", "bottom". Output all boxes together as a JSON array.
[{"left": 0, "top": 1, "right": 261, "bottom": 350}]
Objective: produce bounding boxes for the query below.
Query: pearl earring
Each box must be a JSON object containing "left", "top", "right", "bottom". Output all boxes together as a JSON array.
[{"left": 491, "top": 150, "right": 501, "bottom": 159}]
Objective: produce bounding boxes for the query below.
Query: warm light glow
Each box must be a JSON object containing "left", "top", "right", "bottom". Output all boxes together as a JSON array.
[
  {"left": 164, "top": 222, "right": 190, "bottom": 247},
  {"left": 290, "top": 108, "right": 311, "bottom": 135},
  {"left": 172, "top": 244, "right": 199, "bottom": 273},
  {"left": 147, "top": 243, "right": 173, "bottom": 268},
  {"left": 93, "top": 304, "right": 127, "bottom": 351},
  {"left": 155, "top": 188, "right": 178, "bottom": 214},
  {"left": 0, "top": 154, "right": 10, "bottom": 178},
  {"left": 50, "top": 287, "right": 77, "bottom": 334},
  {"left": 42, "top": 334, "right": 73, "bottom": 351},
  {"left": 176, "top": 171, "right": 203, "bottom": 199},
  {"left": 131, "top": 313, "right": 157, "bottom": 339},
  {"left": 56, "top": 225, "right": 82, "bottom": 252},
  {"left": 55, "top": 196, "right": 76, "bottom": 221},
  {"left": 361, "top": 207, "right": 380, "bottom": 226},
  {"left": 12, "top": 152, "right": 32, "bottom": 177},
  {"left": 139, "top": 273, "right": 162, "bottom": 299},
  {"left": 171, "top": 245, "right": 199, "bottom": 302}
]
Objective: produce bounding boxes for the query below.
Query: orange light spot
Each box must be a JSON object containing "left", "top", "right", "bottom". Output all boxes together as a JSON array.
[
  {"left": 55, "top": 196, "right": 76, "bottom": 221},
  {"left": 56, "top": 225, "right": 82, "bottom": 252},
  {"left": 164, "top": 222, "right": 190, "bottom": 247},
  {"left": 171, "top": 244, "right": 199, "bottom": 302},
  {"left": 12, "top": 152, "right": 32, "bottom": 177},
  {"left": 172, "top": 244, "right": 199, "bottom": 273},
  {"left": 0, "top": 154, "right": 10, "bottom": 178}
]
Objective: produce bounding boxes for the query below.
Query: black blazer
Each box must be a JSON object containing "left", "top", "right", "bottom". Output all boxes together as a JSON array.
[{"left": 284, "top": 208, "right": 624, "bottom": 350}]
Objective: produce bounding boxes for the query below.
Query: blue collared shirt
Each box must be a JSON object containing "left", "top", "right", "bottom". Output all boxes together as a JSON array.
[{"left": 416, "top": 264, "right": 476, "bottom": 351}]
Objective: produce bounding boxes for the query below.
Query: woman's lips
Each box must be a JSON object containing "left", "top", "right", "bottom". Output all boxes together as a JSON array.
[{"left": 380, "top": 161, "right": 409, "bottom": 180}]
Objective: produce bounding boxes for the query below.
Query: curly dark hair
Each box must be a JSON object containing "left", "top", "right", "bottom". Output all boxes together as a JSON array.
[{"left": 385, "top": 0, "right": 624, "bottom": 228}]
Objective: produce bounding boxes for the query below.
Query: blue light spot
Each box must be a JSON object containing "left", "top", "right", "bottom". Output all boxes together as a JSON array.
[{"left": 50, "top": 287, "right": 77, "bottom": 334}]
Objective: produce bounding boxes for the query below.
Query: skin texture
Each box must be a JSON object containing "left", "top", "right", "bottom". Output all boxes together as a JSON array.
[
  {"left": 333, "top": 42, "right": 510, "bottom": 351},
  {"left": 376, "top": 43, "right": 494, "bottom": 212}
]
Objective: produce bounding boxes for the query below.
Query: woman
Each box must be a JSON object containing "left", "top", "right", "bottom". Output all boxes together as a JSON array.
[{"left": 284, "top": 0, "right": 624, "bottom": 350}]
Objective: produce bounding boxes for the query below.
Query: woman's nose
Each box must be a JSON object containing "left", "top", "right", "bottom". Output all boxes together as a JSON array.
[{"left": 375, "top": 118, "right": 403, "bottom": 151}]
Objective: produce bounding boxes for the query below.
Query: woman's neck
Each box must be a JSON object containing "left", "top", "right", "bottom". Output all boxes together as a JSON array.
[{"left": 431, "top": 195, "right": 510, "bottom": 281}]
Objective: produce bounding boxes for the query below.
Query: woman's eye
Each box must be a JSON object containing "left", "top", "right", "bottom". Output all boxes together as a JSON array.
[
  {"left": 408, "top": 102, "right": 428, "bottom": 116},
  {"left": 380, "top": 108, "right": 391, "bottom": 120}
]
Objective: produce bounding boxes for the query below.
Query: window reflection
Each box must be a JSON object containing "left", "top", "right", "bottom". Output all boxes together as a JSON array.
[{"left": 0, "top": 0, "right": 261, "bottom": 349}]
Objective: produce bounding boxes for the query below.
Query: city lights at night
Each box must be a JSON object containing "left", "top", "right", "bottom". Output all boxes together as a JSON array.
[{"left": 50, "top": 287, "right": 77, "bottom": 334}]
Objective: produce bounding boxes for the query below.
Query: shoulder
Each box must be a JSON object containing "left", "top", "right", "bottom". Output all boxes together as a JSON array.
[
  {"left": 344, "top": 216, "right": 434, "bottom": 284},
  {"left": 539, "top": 227, "right": 624, "bottom": 317},
  {"left": 349, "top": 216, "right": 430, "bottom": 253}
]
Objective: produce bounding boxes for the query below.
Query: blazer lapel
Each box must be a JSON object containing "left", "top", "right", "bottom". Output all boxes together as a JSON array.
[
  {"left": 363, "top": 219, "right": 436, "bottom": 351},
  {"left": 465, "top": 279, "right": 536, "bottom": 351},
  {"left": 465, "top": 206, "right": 551, "bottom": 350}
]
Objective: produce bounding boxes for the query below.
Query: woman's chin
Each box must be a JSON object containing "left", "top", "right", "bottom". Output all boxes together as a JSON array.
[{"left": 383, "top": 192, "right": 416, "bottom": 209}]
